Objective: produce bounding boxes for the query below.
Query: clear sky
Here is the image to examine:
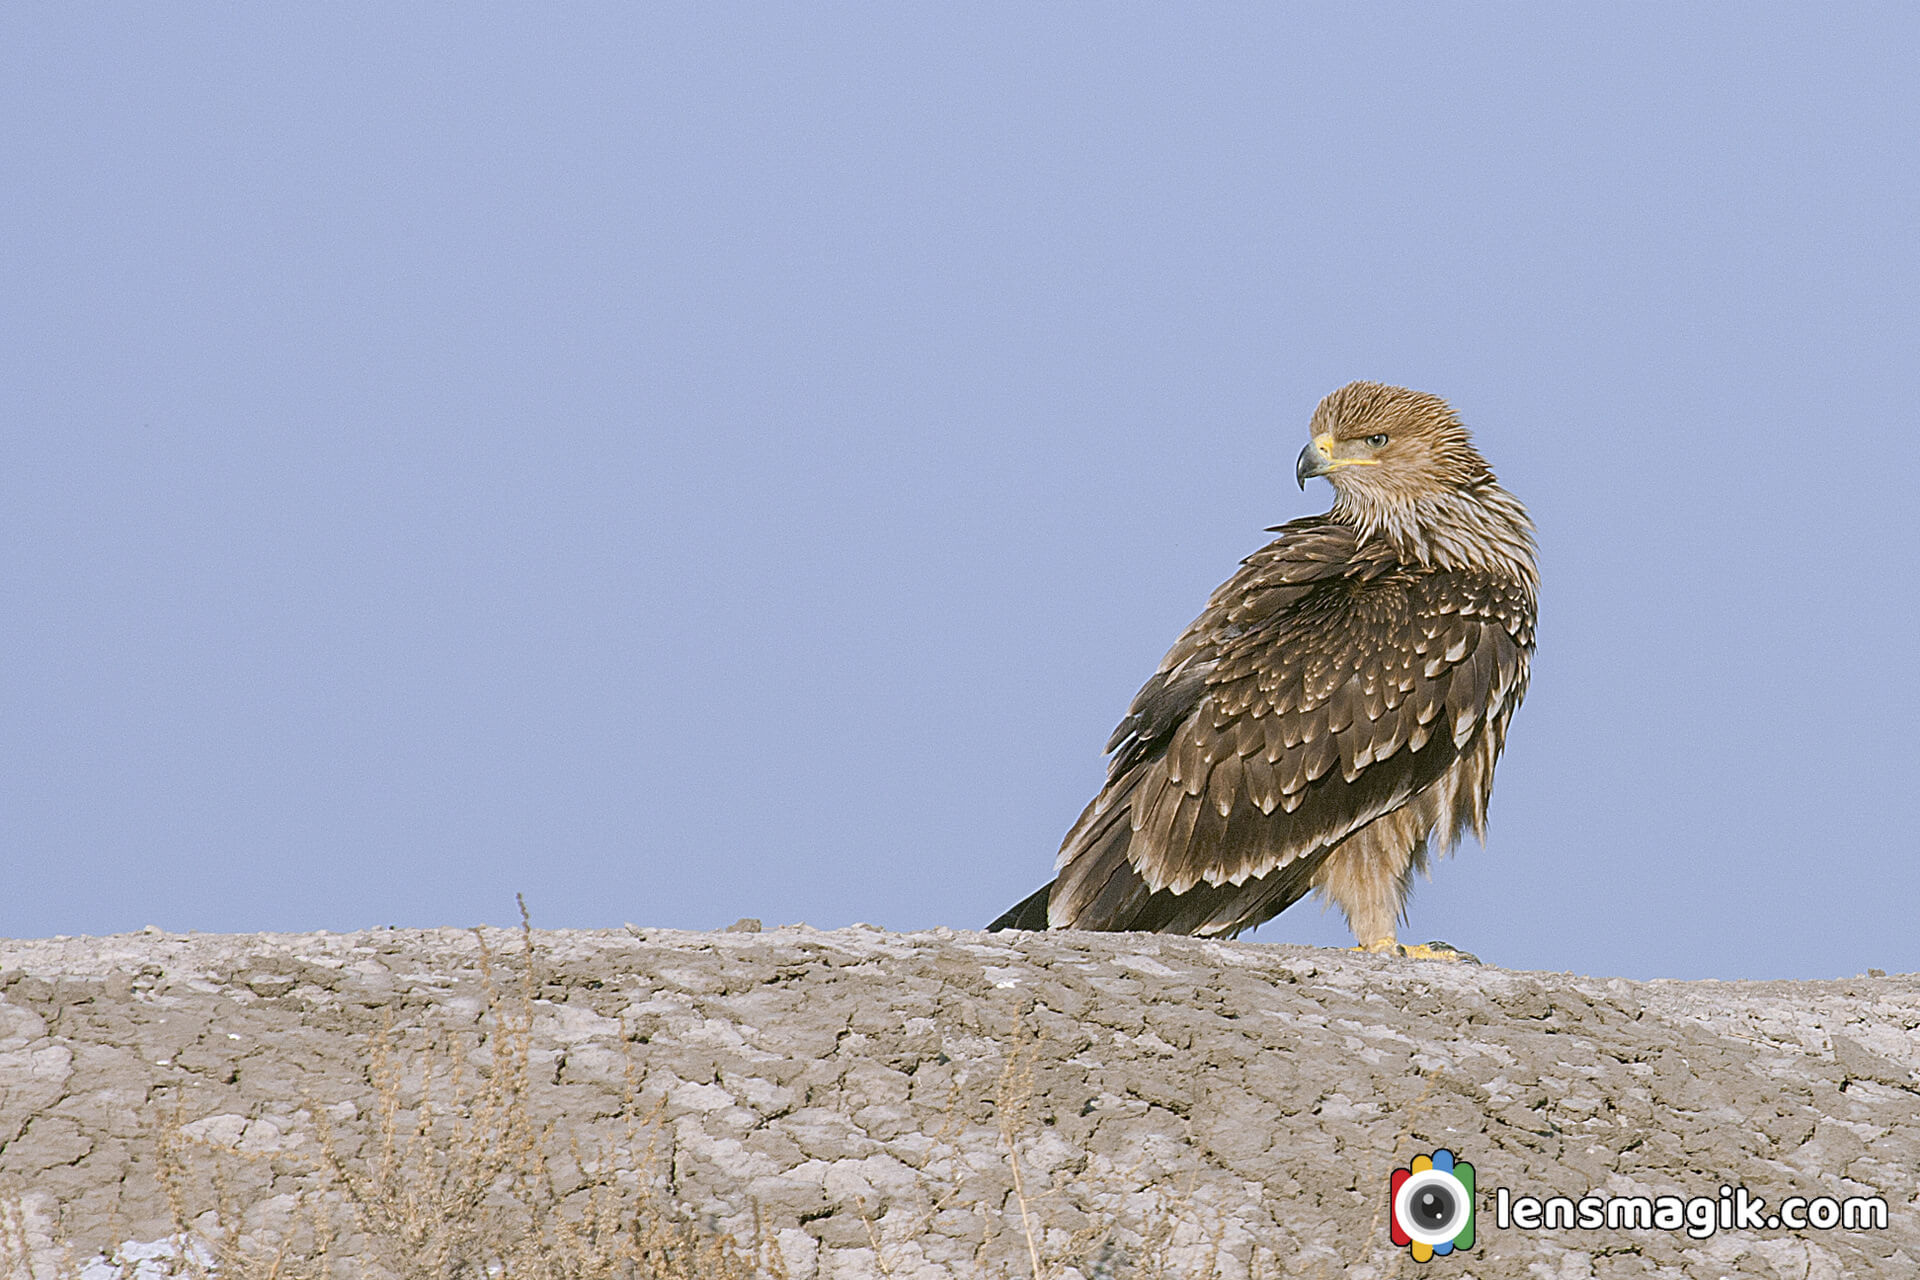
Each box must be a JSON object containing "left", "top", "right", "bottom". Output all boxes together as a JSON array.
[{"left": 4, "top": 7, "right": 1916, "bottom": 980}]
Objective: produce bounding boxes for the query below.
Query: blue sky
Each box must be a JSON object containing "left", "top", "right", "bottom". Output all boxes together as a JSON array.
[{"left": 4, "top": 7, "right": 1916, "bottom": 979}]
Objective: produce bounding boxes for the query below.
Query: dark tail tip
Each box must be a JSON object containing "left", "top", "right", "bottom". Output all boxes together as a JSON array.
[{"left": 987, "top": 884, "right": 1053, "bottom": 932}]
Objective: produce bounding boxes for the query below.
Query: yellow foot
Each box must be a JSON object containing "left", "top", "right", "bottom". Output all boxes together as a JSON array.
[{"left": 1351, "top": 940, "right": 1481, "bottom": 964}]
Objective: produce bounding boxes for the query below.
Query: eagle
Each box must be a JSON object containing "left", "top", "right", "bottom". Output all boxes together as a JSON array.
[{"left": 989, "top": 382, "right": 1537, "bottom": 956}]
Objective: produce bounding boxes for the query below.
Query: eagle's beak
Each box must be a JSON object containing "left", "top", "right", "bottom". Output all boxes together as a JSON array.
[{"left": 1296, "top": 438, "right": 1333, "bottom": 489}]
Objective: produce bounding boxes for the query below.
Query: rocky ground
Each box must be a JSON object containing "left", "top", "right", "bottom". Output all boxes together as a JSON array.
[{"left": 0, "top": 925, "right": 1916, "bottom": 1278}]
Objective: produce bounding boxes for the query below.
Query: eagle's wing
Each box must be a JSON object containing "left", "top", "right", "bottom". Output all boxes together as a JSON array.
[{"left": 1048, "top": 517, "right": 1529, "bottom": 928}]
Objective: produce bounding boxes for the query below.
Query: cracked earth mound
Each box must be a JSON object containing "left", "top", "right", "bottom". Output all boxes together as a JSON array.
[{"left": 1, "top": 926, "right": 1916, "bottom": 1278}]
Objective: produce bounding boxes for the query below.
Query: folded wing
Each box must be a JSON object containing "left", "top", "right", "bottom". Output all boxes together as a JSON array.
[{"left": 1047, "top": 517, "right": 1529, "bottom": 933}]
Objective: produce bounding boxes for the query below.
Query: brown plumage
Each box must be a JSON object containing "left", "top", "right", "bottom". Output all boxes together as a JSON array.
[{"left": 989, "top": 382, "right": 1537, "bottom": 951}]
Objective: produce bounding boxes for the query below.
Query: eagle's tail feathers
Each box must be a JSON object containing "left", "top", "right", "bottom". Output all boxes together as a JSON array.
[{"left": 986, "top": 884, "right": 1053, "bottom": 932}]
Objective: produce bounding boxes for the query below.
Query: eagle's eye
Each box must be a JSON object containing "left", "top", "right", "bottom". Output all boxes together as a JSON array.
[{"left": 1366, "top": 433, "right": 1389, "bottom": 447}]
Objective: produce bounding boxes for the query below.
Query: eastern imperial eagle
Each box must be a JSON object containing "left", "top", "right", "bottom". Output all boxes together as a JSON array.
[{"left": 989, "top": 382, "right": 1537, "bottom": 955}]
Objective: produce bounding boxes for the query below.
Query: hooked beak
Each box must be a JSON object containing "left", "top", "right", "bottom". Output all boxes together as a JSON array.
[
  {"left": 1295, "top": 437, "right": 1333, "bottom": 489},
  {"left": 1296, "top": 432, "right": 1378, "bottom": 488}
]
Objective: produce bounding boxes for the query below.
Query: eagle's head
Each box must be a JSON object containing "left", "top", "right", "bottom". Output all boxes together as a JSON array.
[
  {"left": 1295, "top": 381, "right": 1493, "bottom": 503},
  {"left": 1295, "top": 381, "right": 1534, "bottom": 580}
]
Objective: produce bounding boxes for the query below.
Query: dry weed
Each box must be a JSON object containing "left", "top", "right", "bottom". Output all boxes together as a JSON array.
[
  {"left": 138, "top": 899, "right": 775, "bottom": 1280},
  {"left": 10, "top": 912, "right": 1284, "bottom": 1280},
  {"left": 782, "top": 1006, "right": 1275, "bottom": 1280}
]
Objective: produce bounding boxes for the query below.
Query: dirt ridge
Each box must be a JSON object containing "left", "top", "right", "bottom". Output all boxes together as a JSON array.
[{"left": 1, "top": 926, "right": 1916, "bottom": 1277}]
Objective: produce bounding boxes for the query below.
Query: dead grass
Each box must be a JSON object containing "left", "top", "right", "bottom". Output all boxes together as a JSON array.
[
  {"left": 4, "top": 907, "right": 1278, "bottom": 1280},
  {"left": 89, "top": 900, "right": 777, "bottom": 1280},
  {"left": 976, "top": 1025, "right": 1273, "bottom": 1280}
]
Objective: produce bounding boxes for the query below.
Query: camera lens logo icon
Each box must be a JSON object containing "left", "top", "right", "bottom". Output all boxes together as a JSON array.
[{"left": 1389, "top": 1149, "right": 1475, "bottom": 1261}]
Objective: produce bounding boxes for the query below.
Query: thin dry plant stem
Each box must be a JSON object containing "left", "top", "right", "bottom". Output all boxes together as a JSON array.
[
  {"left": 136, "top": 905, "right": 766, "bottom": 1280},
  {"left": 996, "top": 1022, "right": 1048, "bottom": 1280},
  {"left": 853, "top": 1196, "right": 894, "bottom": 1278}
]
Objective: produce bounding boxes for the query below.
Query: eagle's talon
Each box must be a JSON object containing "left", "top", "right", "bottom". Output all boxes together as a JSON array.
[
  {"left": 1349, "top": 939, "right": 1481, "bottom": 963},
  {"left": 1401, "top": 941, "right": 1482, "bottom": 964}
]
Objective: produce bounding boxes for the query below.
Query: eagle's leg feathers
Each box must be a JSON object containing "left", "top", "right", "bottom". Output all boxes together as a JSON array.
[
  {"left": 1311, "top": 821, "right": 1429, "bottom": 953},
  {"left": 1322, "top": 834, "right": 1479, "bottom": 960}
]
